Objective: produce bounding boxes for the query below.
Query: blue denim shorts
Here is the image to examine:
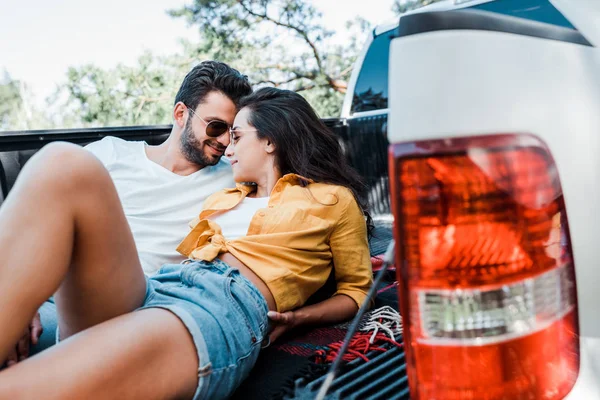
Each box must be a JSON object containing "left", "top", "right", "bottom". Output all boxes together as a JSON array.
[{"left": 138, "top": 259, "right": 269, "bottom": 400}]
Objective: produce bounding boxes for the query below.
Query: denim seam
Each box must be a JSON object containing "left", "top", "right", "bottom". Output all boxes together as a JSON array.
[
  {"left": 211, "top": 344, "right": 260, "bottom": 372},
  {"left": 233, "top": 281, "right": 268, "bottom": 334},
  {"left": 225, "top": 277, "right": 260, "bottom": 346}
]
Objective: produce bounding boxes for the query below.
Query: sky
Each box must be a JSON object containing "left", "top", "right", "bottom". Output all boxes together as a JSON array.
[{"left": 0, "top": 0, "right": 396, "bottom": 106}]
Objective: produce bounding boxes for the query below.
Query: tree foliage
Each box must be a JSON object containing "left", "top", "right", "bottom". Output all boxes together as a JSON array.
[
  {"left": 50, "top": 36, "right": 280, "bottom": 127},
  {"left": 48, "top": 0, "right": 371, "bottom": 128},
  {"left": 4, "top": 0, "right": 379, "bottom": 131},
  {"left": 0, "top": 71, "right": 52, "bottom": 131},
  {"left": 0, "top": 72, "right": 23, "bottom": 131},
  {"left": 169, "top": 0, "right": 371, "bottom": 117},
  {"left": 52, "top": 51, "right": 190, "bottom": 127}
]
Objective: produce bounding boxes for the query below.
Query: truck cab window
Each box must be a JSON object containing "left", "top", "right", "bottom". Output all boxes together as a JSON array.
[
  {"left": 471, "top": 0, "right": 575, "bottom": 29},
  {"left": 350, "top": 30, "right": 393, "bottom": 114}
]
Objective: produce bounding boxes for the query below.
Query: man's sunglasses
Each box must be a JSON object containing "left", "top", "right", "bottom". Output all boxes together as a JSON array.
[{"left": 187, "top": 107, "right": 230, "bottom": 138}]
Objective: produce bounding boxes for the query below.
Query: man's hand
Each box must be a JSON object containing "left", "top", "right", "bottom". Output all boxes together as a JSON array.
[
  {"left": 267, "top": 310, "right": 297, "bottom": 343},
  {"left": 3, "top": 312, "right": 43, "bottom": 368}
]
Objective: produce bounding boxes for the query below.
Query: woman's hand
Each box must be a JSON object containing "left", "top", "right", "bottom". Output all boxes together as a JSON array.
[
  {"left": 267, "top": 310, "right": 297, "bottom": 343},
  {"left": 265, "top": 295, "right": 358, "bottom": 345}
]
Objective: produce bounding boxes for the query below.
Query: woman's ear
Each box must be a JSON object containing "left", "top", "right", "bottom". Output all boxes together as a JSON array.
[{"left": 265, "top": 139, "right": 276, "bottom": 154}]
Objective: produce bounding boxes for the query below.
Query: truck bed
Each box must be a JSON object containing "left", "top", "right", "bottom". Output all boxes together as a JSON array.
[{"left": 0, "top": 125, "right": 401, "bottom": 399}]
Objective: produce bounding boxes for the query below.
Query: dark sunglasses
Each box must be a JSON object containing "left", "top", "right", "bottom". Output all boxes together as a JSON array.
[{"left": 187, "top": 107, "right": 230, "bottom": 138}]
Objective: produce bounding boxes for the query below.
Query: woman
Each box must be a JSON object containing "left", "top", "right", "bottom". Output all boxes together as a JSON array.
[{"left": 0, "top": 88, "right": 372, "bottom": 399}]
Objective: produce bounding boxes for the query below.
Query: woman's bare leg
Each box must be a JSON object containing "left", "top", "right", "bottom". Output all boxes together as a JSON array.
[
  {"left": 0, "top": 309, "right": 198, "bottom": 399},
  {"left": 0, "top": 142, "right": 146, "bottom": 361}
]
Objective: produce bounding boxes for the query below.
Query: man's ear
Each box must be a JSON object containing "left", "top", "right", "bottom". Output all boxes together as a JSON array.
[{"left": 173, "top": 102, "right": 188, "bottom": 128}]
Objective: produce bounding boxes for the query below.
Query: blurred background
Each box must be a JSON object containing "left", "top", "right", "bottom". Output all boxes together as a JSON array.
[{"left": 0, "top": 0, "right": 439, "bottom": 131}]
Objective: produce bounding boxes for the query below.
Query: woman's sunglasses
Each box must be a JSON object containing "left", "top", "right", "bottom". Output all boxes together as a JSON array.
[{"left": 187, "top": 107, "right": 230, "bottom": 138}]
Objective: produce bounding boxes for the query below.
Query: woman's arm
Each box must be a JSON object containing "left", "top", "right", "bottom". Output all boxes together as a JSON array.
[
  {"left": 268, "top": 294, "right": 358, "bottom": 343},
  {"left": 268, "top": 190, "right": 373, "bottom": 343},
  {"left": 328, "top": 191, "right": 373, "bottom": 309}
]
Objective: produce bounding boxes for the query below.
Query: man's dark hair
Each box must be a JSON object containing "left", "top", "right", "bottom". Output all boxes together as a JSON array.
[
  {"left": 238, "top": 87, "right": 374, "bottom": 237},
  {"left": 174, "top": 61, "right": 252, "bottom": 110}
]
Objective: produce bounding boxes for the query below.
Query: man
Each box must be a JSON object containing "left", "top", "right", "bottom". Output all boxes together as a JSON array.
[{"left": 4, "top": 60, "right": 251, "bottom": 366}]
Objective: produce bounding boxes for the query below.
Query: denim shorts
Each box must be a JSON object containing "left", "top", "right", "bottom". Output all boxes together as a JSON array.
[{"left": 138, "top": 259, "right": 269, "bottom": 400}]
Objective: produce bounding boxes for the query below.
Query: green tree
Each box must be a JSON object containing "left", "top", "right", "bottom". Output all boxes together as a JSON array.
[
  {"left": 0, "top": 71, "right": 52, "bottom": 132},
  {"left": 51, "top": 37, "right": 274, "bottom": 127},
  {"left": 169, "top": 0, "right": 370, "bottom": 117},
  {"left": 52, "top": 51, "right": 189, "bottom": 128},
  {"left": 52, "top": 0, "right": 373, "bottom": 128},
  {"left": 0, "top": 71, "right": 25, "bottom": 131}
]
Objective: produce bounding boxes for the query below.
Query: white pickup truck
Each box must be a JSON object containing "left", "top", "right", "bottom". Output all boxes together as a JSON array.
[{"left": 374, "top": 0, "right": 600, "bottom": 398}]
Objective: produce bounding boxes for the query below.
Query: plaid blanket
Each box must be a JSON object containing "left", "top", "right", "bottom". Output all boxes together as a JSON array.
[
  {"left": 231, "top": 272, "right": 398, "bottom": 400},
  {"left": 231, "top": 222, "right": 396, "bottom": 399}
]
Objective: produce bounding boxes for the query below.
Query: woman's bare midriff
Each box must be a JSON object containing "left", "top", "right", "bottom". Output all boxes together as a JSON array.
[{"left": 218, "top": 253, "right": 277, "bottom": 311}]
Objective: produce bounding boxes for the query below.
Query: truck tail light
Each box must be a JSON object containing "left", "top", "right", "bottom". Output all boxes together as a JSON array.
[{"left": 389, "top": 134, "right": 579, "bottom": 399}]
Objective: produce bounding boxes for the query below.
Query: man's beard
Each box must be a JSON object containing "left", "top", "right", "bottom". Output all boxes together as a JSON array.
[{"left": 180, "top": 119, "right": 224, "bottom": 168}]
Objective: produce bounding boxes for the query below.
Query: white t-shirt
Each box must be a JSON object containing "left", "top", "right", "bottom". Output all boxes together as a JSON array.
[
  {"left": 209, "top": 196, "right": 269, "bottom": 240},
  {"left": 85, "top": 136, "right": 235, "bottom": 275}
]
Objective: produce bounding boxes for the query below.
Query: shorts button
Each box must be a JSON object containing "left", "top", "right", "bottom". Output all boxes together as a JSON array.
[{"left": 251, "top": 337, "right": 257, "bottom": 343}]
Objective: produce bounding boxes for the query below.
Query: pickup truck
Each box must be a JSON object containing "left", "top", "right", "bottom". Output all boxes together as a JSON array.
[{"left": 1, "top": 0, "right": 599, "bottom": 399}]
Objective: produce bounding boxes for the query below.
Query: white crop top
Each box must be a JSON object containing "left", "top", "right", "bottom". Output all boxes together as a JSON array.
[{"left": 208, "top": 196, "right": 270, "bottom": 240}]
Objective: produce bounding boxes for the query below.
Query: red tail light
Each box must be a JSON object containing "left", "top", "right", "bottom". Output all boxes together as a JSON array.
[{"left": 389, "top": 134, "right": 579, "bottom": 399}]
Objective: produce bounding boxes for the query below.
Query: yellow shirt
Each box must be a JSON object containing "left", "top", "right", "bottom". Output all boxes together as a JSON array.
[{"left": 176, "top": 174, "right": 373, "bottom": 312}]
